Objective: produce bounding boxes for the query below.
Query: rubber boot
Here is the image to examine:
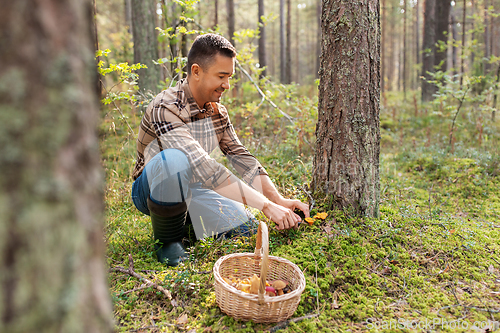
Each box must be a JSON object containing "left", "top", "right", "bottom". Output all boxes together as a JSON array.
[{"left": 147, "top": 197, "right": 189, "bottom": 266}]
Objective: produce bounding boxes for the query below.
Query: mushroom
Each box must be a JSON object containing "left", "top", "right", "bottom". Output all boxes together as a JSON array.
[
  {"left": 272, "top": 280, "right": 288, "bottom": 296},
  {"left": 265, "top": 286, "right": 276, "bottom": 297},
  {"left": 249, "top": 274, "right": 260, "bottom": 294}
]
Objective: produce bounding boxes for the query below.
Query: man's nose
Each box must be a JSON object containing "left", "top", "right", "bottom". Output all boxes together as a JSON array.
[{"left": 222, "top": 78, "right": 230, "bottom": 90}]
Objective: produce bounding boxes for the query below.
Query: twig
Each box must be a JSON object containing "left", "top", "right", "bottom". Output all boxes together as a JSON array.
[
  {"left": 110, "top": 254, "right": 172, "bottom": 300},
  {"left": 449, "top": 86, "right": 470, "bottom": 147},
  {"left": 235, "top": 60, "right": 294, "bottom": 124},
  {"left": 428, "top": 184, "right": 433, "bottom": 220},
  {"left": 120, "top": 285, "right": 150, "bottom": 295},
  {"left": 299, "top": 184, "right": 315, "bottom": 211},
  {"left": 437, "top": 304, "right": 500, "bottom": 317},
  {"left": 100, "top": 79, "right": 135, "bottom": 136},
  {"left": 267, "top": 313, "right": 320, "bottom": 332}
]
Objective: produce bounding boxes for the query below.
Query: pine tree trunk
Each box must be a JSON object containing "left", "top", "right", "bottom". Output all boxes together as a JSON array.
[
  {"left": 285, "top": 0, "right": 292, "bottom": 83},
  {"left": 422, "top": 0, "right": 436, "bottom": 102},
  {"left": 214, "top": 0, "right": 218, "bottom": 28},
  {"left": 403, "top": 0, "right": 407, "bottom": 100},
  {"left": 125, "top": 0, "right": 132, "bottom": 33},
  {"left": 313, "top": 0, "right": 381, "bottom": 218},
  {"left": 227, "top": 0, "right": 235, "bottom": 46},
  {"left": 0, "top": 0, "right": 113, "bottom": 332},
  {"left": 381, "top": 0, "right": 386, "bottom": 93},
  {"left": 132, "top": 0, "right": 160, "bottom": 94},
  {"left": 434, "top": 0, "right": 451, "bottom": 71},
  {"left": 316, "top": 0, "right": 322, "bottom": 79},
  {"left": 258, "top": 0, "right": 267, "bottom": 78},
  {"left": 280, "top": 0, "right": 286, "bottom": 83},
  {"left": 460, "top": 0, "right": 466, "bottom": 85}
]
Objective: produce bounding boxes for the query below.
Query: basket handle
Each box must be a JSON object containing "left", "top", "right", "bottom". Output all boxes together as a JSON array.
[{"left": 254, "top": 221, "right": 269, "bottom": 304}]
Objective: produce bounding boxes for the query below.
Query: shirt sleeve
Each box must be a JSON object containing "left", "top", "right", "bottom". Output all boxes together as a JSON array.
[
  {"left": 149, "top": 104, "right": 233, "bottom": 190},
  {"left": 218, "top": 114, "right": 268, "bottom": 187}
]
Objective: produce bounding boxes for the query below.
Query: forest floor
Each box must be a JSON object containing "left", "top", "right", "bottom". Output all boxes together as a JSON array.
[{"left": 102, "top": 90, "right": 500, "bottom": 332}]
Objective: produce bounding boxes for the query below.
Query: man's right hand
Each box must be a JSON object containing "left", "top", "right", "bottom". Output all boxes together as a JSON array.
[{"left": 262, "top": 201, "right": 301, "bottom": 230}]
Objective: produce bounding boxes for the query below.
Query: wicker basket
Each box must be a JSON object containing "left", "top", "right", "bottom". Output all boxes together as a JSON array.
[{"left": 213, "top": 221, "right": 306, "bottom": 323}]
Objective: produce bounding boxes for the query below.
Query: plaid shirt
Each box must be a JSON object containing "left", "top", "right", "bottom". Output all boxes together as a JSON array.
[{"left": 132, "top": 79, "right": 268, "bottom": 190}]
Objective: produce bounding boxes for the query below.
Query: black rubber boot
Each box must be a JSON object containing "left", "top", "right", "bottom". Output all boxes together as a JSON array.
[{"left": 147, "top": 197, "right": 189, "bottom": 266}]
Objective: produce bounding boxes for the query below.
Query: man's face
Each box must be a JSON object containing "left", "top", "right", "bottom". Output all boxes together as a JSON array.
[{"left": 193, "top": 53, "right": 235, "bottom": 106}]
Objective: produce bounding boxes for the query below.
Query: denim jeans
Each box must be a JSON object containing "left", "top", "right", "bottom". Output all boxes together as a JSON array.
[{"left": 131, "top": 149, "right": 256, "bottom": 240}]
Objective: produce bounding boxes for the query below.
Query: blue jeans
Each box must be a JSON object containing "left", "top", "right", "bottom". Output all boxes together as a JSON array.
[{"left": 131, "top": 149, "right": 256, "bottom": 240}]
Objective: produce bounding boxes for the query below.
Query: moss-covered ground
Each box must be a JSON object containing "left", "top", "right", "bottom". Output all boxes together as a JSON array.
[{"left": 103, "top": 89, "right": 500, "bottom": 332}]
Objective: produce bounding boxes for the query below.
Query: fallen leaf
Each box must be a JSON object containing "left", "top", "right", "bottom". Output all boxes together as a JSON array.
[
  {"left": 177, "top": 313, "right": 188, "bottom": 325},
  {"left": 488, "top": 264, "right": 495, "bottom": 274},
  {"left": 381, "top": 266, "right": 392, "bottom": 275},
  {"left": 323, "top": 225, "right": 332, "bottom": 234},
  {"left": 305, "top": 217, "right": 315, "bottom": 225},
  {"left": 170, "top": 298, "right": 178, "bottom": 307}
]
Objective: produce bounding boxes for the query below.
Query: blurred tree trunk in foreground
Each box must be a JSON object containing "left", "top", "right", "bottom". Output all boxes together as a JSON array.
[
  {"left": 132, "top": 0, "right": 160, "bottom": 94},
  {"left": 0, "top": 0, "right": 113, "bottom": 332},
  {"left": 313, "top": 0, "right": 381, "bottom": 218}
]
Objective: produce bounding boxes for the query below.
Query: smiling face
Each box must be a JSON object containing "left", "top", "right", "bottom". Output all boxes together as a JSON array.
[{"left": 188, "top": 53, "right": 235, "bottom": 108}]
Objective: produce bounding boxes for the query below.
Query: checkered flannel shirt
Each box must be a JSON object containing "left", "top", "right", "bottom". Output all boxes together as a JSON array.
[{"left": 132, "top": 79, "right": 268, "bottom": 190}]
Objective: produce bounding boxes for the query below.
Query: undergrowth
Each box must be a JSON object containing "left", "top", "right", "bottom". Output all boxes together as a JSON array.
[{"left": 102, "top": 87, "right": 500, "bottom": 332}]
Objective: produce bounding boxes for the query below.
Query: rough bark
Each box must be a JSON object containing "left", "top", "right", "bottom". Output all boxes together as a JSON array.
[
  {"left": 258, "top": 0, "right": 267, "bottom": 78},
  {"left": 0, "top": 0, "right": 113, "bottom": 332},
  {"left": 313, "top": 0, "right": 381, "bottom": 218},
  {"left": 227, "top": 0, "right": 235, "bottom": 46},
  {"left": 132, "top": 0, "right": 160, "bottom": 94},
  {"left": 422, "top": 0, "right": 436, "bottom": 102},
  {"left": 316, "top": 0, "right": 322, "bottom": 78}
]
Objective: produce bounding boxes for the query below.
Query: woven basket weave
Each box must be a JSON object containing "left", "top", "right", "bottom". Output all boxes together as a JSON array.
[{"left": 213, "top": 221, "right": 306, "bottom": 323}]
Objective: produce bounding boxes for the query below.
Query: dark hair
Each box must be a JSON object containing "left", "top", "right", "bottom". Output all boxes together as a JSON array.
[{"left": 187, "top": 33, "right": 236, "bottom": 75}]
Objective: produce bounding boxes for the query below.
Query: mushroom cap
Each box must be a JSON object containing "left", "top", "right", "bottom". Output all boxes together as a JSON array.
[{"left": 272, "top": 280, "right": 288, "bottom": 290}]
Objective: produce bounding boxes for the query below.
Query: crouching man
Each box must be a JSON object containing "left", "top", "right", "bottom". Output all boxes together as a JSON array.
[{"left": 131, "top": 33, "right": 309, "bottom": 266}]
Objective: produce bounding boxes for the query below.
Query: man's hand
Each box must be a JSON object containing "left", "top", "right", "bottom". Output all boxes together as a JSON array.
[
  {"left": 275, "top": 198, "right": 310, "bottom": 220},
  {"left": 262, "top": 201, "right": 302, "bottom": 230}
]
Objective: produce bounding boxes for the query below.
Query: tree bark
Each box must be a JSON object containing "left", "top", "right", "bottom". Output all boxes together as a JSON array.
[
  {"left": 381, "top": 0, "right": 386, "bottom": 93},
  {"left": 280, "top": 0, "right": 286, "bottom": 83},
  {"left": 313, "top": 0, "right": 381, "bottom": 218},
  {"left": 132, "top": 0, "right": 160, "bottom": 94},
  {"left": 227, "top": 0, "right": 235, "bottom": 46},
  {"left": 125, "top": 0, "right": 132, "bottom": 33},
  {"left": 0, "top": 0, "right": 113, "bottom": 332},
  {"left": 460, "top": 0, "right": 466, "bottom": 85},
  {"left": 214, "top": 0, "right": 218, "bottom": 29},
  {"left": 258, "top": 0, "right": 267, "bottom": 78},
  {"left": 403, "top": 0, "right": 407, "bottom": 100},
  {"left": 285, "top": 0, "right": 292, "bottom": 83},
  {"left": 422, "top": 0, "right": 436, "bottom": 102},
  {"left": 316, "top": 0, "right": 322, "bottom": 79}
]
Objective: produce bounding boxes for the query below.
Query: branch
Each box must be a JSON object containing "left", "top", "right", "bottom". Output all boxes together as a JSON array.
[
  {"left": 268, "top": 313, "right": 320, "bottom": 332},
  {"left": 235, "top": 60, "right": 294, "bottom": 124},
  {"left": 100, "top": 79, "right": 135, "bottom": 136},
  {"left": 110, "top": 254, "right": 172, "bottom": 300}
]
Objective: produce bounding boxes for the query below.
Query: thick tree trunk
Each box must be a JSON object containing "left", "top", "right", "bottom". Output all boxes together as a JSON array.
[
  {"left": 132, "top": 0, "right": 160, "bottom": 94},
  {"left": 381, "top": 0, "right": 386, "bottom": 92},
  {"left": 434, "top": 0, "right": 451, "bottom": 71},
  {"left": 451, "top": 13, "right": 458, "bottom": 76},
  {"left": 227, "top": 0, "right": 235, "bottom": 46},
  {"left": 258, "top": 0, "right": 267, "bottom": 78},
  {"left": 422, "top": 0, "right": 436, "bottom": 102},
  {"left": 280, "top": 0, "right": 286, "bottom": 83},
  {"left": 0, "top": 0, "right": 113, "bottom": 332},
  {"left": 313, "top": 0, "right": 381, "bottom": 218}
]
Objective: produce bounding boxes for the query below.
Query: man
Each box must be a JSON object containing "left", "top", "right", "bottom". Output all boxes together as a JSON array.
[{"left": 131, "top": 33, "right": 309, "bottom": 266}]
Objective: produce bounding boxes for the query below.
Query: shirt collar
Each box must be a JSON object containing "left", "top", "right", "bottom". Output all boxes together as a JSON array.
[{"left": 180, "top": 79, "right": 214, "bottom": 117}]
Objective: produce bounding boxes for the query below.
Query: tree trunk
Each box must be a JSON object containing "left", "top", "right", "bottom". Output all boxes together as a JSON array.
[
  {"left": 403, "top": 0, "right": 407, "bottom": 100},
  {"left": 132, "top": 0, "right": 160, "bottom": 94},
  {"left": 460, "top": 0, "right": 466, "bottom": 85},
  {"left": 416, "top": 0, "right": 420, "bottom": 65},
  {"left": 316, "top": 0, "right": 322, "bottom": 79},
  {"left": 313, "top": 0, "right": 381, "bottom": 218},
  {"left": 484, "top": 0, "right": 490, "bottom": 74},
  {"left": 381, "top": 0, "right": 386, "bottom": 93},
  {"left": 434, "top": 0, "right": 451, "bottom": 71},
  {"left": 125, "top": 0, "right": 132, "bottom": 34},
  {"left": 280, "top": 0, "right": 286, "bottom": 83},
  {"left": 285, "top": 0, "right": 292, "bottom": 83},
  {"left": 451, "top": 13, "right": 458, "bottom": 76},
  {"left": 422, "top": 0, "right": 436, "bottom": 102},
  {"left": 214, "top": 0, "right": 218, "bottom": 28},
  {"left": 227, "top": 0, "right": 235, "bottom": 46},
  {"left": 258, "top": 0, "right": 267, "bottom": 78},
  {"left": 0, "top": 0, "right": 113, "bottom": 332}
]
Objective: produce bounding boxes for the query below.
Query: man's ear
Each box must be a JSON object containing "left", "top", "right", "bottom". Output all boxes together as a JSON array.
[{"left": 191, "top": 64, "right": 201, "bottom": 79}]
